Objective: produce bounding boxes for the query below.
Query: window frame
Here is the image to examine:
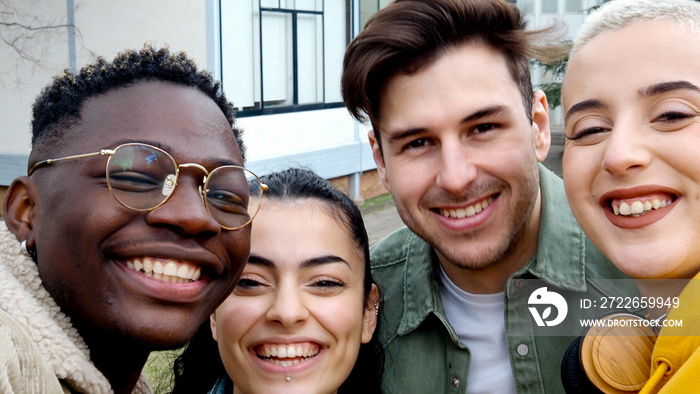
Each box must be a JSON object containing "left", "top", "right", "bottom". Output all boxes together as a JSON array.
[{"left": 218, "top": 0, "right": 348, "bottom": 118}]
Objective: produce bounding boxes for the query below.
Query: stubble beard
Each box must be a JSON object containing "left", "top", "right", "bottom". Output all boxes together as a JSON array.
[{"left": 394, "top": 168, "right": 540, "bottom": 272}]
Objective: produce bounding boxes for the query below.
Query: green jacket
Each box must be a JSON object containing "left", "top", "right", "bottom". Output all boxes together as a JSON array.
[{"left": 370, "top": 165, "right": 636, "bottom": 393}]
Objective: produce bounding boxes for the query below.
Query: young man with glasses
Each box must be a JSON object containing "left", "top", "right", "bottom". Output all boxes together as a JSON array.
[
  {"left": 342, "top": 0, "right": 635, "bottom": 392},
  {"left": 0, "top": 45, "right": 264, "bottom": 393}
]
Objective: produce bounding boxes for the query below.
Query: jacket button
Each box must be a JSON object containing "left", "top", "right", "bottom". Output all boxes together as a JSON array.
[
  {"left": 452, "top": 377, "right": 460, "bottom": 387},
  {"left": 517, "top": 344, "right": 529, "bottom": 356}
]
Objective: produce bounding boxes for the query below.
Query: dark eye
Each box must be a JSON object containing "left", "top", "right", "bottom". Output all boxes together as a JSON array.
[
  {"left": 206, "top": 189, "right": 248, "bottom": 214},
  {"left": 474, "top": 123, "right": 497, "bottom": 134},
  {"left": 233, "top": 275, "right": 269, "bottom": 296},
  {"left": 312, "top": 279, "right": 344, "bottom": 289},
  {"left": 655, "top": 111, "right": 695, "bottom": 123},
  {"left": 567, "top": 126, "right": 609, "bottom": 141},
  {"left": 236, "top": 277, "right": 262, "bottom": 289},
  {"left": 406, "top": 138, "right": 428, "bottom": 150},
  {"left": 108, "top": 171, "right": 161, "bottom": 192}
]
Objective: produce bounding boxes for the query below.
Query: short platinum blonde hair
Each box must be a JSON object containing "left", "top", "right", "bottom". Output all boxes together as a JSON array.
[{"left": 571, "top": 0, "right": 700, "bottom": 57}]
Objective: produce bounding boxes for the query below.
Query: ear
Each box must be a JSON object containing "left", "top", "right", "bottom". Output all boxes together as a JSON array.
[
  {"left": 361, "top": 284, "right": 379, "bottom": 344},
  {"left": 210, "top": 313, "right": 218, "bottom": 342},
  {"left": 2, "top": 176, "right": 38, "bottom": 248},
  {"left": 531, "top": 89, "right": 551, "bottom": 163},
  {"left": 368, "top": 130, "right": 392, "bottom": 193}
]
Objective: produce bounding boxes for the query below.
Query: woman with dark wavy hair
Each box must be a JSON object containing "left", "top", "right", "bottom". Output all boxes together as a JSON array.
[{"left": 172, "top": 167, "right": 383, "bottom": 394}]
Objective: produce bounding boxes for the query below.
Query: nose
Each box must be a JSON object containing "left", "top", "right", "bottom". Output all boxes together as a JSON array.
[
  {"left": 145, "top": 172, "right": 222, "bottom": 236},
  {"left": 435, "top": 139, "right": 477, "bottom": 195},
  {"left": 265, "top": 282, "right": 309, "bottom": 327},
  {"left": 601, "top": 120, "right": 652, "bottom": 177}
]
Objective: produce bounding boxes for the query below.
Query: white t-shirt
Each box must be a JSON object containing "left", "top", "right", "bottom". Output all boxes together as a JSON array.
[{"left": 438, "top": 266, "right": 517, "bottom": 394}]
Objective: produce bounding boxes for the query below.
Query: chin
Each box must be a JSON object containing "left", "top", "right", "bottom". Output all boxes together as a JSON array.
[
  {"left": 128, "top": 331, "right": 192, "bottom": 350},
  {"left": 607, "top": 252, "right": 686, "bottom": 280},
  {"left": 236, "top": 382, "right": 335, "bottom": 394},
  {"left": 120, "top": 317, "right": 202, "bottom": 350}
]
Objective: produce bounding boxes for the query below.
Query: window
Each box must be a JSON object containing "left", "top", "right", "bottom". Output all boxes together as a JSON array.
[
  {"left": 566, "top": 0, "right": 582, "bottom": 13},
  {"left": 542, "top": 0, "right": 558, "bottom": 13},
  {"left": 517, "top": 0, "right": 534, "bottom": 14},
  {"left": 220, "top": 0, "right": 347, "bottom": 115},
  {"left": 359, "top": 0, "right": 392, "bottom": 30}
]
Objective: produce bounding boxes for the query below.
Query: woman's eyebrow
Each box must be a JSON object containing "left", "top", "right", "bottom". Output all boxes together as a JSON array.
[
  {"left": 639, "top": 80, "right": 700, "bottom": 97},
  {"left": 300, "top": 255, "right": 349, "bottom": 269},
  {"left": 565, "top": 99, "right": 605, "bottom": 123},
  {"left": 248, "top": 254, "right": 350, "bottom": 269},
  {"left": 248, "top": 255, "right": 275, "bottom": 268}
]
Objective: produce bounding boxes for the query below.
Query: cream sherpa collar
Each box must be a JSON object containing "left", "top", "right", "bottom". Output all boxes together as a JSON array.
[{"left": 0, "top": 222, "right": 151, "bottom": 393}]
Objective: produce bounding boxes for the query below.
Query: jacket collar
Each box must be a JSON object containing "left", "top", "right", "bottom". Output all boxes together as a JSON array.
[
  {"left": 520, "top": 165, "right": 588, "bottom": 292},
  {"left": 397, "top": 165, "right": 588, "bottom": 335},
  {"left": 0, "top": 222, "right": 152, "bottom": 393}
]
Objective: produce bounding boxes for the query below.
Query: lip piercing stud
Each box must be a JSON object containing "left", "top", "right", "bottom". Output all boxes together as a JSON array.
[{"left": 286, "top": 376, "right": 291, "bottom": 382}]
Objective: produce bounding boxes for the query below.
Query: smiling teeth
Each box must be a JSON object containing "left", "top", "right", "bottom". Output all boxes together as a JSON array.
[
  {"left": 440, "top": 197, "right": 494, "bottom": 218},
  {"left": 613, "top": 199, "right": 671, "bottom": 217},
  {"left": 126, "top": 257, "right": 201, "bottom": 283},
  {"left": 256, "top": 343, "right": 320, "bottom": 365}
]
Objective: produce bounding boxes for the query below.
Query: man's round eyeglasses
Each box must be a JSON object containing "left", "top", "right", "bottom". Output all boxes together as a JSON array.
[{"left": 28, "top": 143, "right": 267, "bottom": 231}]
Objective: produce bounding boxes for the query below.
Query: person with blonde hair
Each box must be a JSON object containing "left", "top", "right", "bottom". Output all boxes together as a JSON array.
[{"left": 562, "top": 0, "right": 700, "bottom": 391}]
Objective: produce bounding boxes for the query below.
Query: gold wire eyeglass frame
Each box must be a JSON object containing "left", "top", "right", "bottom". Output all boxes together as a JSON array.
[{"left": 27, "top": 142, "right": 267, "bottom": 231}]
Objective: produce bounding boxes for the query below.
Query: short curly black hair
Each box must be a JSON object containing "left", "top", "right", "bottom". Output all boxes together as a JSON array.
[{"left": 30, "top": 43, "right": 245, "bottom": 160}]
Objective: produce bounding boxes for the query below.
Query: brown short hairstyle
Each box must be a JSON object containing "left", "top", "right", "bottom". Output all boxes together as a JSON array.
[{"left": 342, "top": 0, "right": 559, "bottom": 148}]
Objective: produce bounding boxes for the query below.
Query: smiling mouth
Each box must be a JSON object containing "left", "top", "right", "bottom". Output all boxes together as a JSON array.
[
  {"left": 125, "top": 257, "right": 201, "bottom": 283},
  {"left": 255, "top": 343, "right": 321, "bottom": 367},
  {"left": 609, "top": 197, "right": 674, "bottom": 217},
  {"left": 437, "top": 196, "right": 494, "bottom": 219}
]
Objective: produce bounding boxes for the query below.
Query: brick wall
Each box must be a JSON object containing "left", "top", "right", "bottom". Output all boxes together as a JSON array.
[{"left": 328, "top": 169, "right": 389, "bottom": 201}]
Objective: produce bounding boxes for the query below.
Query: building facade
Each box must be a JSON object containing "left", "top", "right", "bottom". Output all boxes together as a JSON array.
[{"left": 0, "top": 0, "right": 601, "bottom": 212}]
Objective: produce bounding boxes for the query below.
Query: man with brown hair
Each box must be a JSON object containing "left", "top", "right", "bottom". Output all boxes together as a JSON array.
[{"left": 342, "top": 0, "right": 632, "bottom": 392}]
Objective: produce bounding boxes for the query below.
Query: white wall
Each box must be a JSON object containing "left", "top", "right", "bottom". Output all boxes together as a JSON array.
[
  {"left": 75, "top": 1, "right": 208, "bottom": 68},
  {"left": 0, "top": 0, "right": 69, "bottom": 155},
  {"left": 0, "top": 0, "right": 208, "bottom": 158},
  {"left": 215, "top": 0, "right": 376, "bottom": 178},
  {"left": 240, "top": 108, "right": 360, "bottom": 161},
  {"left": 0, "top": 0, "right": 377, "bottom": 188}
]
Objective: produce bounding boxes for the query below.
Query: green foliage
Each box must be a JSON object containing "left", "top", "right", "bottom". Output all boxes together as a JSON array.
[
  {"left": 533, "top": 49, "right": 568, "bottom": 109},
  {"left": 144, "top": 350, "right": 182, "bottom": 394},
  {"left": 531, "top": 0, "right": 613, "bottom": 109},
  {"left": 538, "top": 81, "right": 563, "bottom": 109}
]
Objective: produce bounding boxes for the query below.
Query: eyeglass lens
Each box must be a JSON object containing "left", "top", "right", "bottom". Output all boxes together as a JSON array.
[{"left": 106, "top": 144, "right": 262, "bottom": 229}]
